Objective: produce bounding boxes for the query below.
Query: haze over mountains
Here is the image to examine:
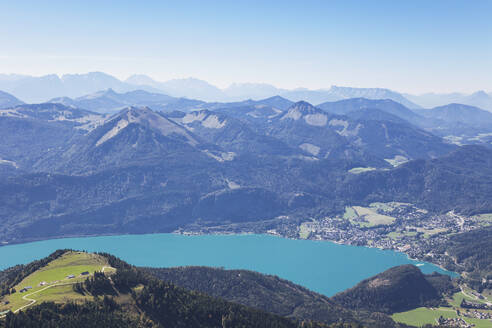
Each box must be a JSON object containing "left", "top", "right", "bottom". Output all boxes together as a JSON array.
[
  {"left": 1, "top": 72, "right": 492, "bottom": 111},
  {"left": 405, "top": 90, "right": 492, "bottom": 111}
]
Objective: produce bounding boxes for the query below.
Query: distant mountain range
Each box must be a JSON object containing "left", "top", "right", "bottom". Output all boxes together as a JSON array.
[
  {"left": 49, "top": 89, "right": 182, "bottom": 113},
  {"left": 0, "top": 90, "right": 24, "bottom": 108},
  {"left": 4, "top": 85, "right": 492, "bottom": 144},
  {"left": 414, "top": 103, "right": 492, "bottom": 130},
  {"left": 318, "top": 97, "right": 492, "bottom": 141},
  {"left": 46, "top": 90, "right": 295, "bottom": 114},
  {"left": 2, "top": 71, "right": 490, "bottom": 110},
  {"left": 405, "top": 90, "right": 492, "bottom": 111},
  {"left": 0, "top": 72, "right": 151, "bottom": 103},
  {"left": 126, "top": 75, "right": 225, "bottom": 102},
  {"left": 127, "top": 75, "right": 423, "bottom": 108},
  {"left": 3, "top": 95, "right": 492, "bottom": 243}
]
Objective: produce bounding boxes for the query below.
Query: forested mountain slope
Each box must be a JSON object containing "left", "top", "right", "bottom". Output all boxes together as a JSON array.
[
  {"left": 146, "top": 266, "right": 401, "bottom": 327},
  {"left": 332, "top": 265, "right": 455, "bottom": 314},
  {"left": 0, "top": 250, "right": 388, "bottom": 328}
]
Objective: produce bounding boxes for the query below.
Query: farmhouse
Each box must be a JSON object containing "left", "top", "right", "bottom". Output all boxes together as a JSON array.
[
  {"left": 81, "top": 271, "right": 89, "bottom": 276},
  {"left": 19, "top": 286, "right": 32, "bottom": 293},
  {"left": 66, "top": 274, "right": 75, "bottom": 279}
]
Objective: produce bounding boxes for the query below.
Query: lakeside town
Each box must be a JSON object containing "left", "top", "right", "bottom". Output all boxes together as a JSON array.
[
  {"left": 176, "top": 202, "right": 492, "bottom": 273},
  {"left": 175, "top": 202, "right": 492, "bottom": 327}
]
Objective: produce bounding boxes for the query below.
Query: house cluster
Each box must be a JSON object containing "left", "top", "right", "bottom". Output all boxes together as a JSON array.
[
  {"left": 19, "top": 286, "right": 32, "bottom": 293},
  {"left": 67, "top": 271, "right": 90, "bottom": 279},
  {"left": 463, "top": 309, "right": 492, "bottom": 320},
  {"left": 461, "top": 299, "right": 492, "bottom": 310},
  {"left": 12, "top": 271, "right": 92, "bottom": 296},
  {"left": 437, "top": 316, "right": 473, "bottom": 328}
]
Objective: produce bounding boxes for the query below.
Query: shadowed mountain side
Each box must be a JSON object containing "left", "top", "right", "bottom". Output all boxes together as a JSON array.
[
  {"left": 332, "top": 265, "right": 455, "bottom": 314},
  {"left": 145, "top": 266, "right": 402, "bottom": 327},
  {"left": 264, "top": 101, "right": 453, "bottom": 163},
  {"left": 0, "top": 155, "right": 347, "bottom": 244},
  {"left": 166, "top": 110, "right": 299, "bottom": 156},
  {"left": 0, "top": 103, "right": 104, "bottom": 172},
  {"left": 1, "top": 145, "right": 490, "bottom": 244},
  {"left": 437, "top": 225, "right": 492, "bottom": 289},
  {"left": 339, "top": 145, "right": 492, "bottom": 214},
  {"left": 33, "top": 107, "right": 217, "bottom": 175}
]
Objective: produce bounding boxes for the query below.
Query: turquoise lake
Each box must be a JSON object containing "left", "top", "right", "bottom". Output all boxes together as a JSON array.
[{"left": 0, "top": 233, "right": 456, "bottom": 296}]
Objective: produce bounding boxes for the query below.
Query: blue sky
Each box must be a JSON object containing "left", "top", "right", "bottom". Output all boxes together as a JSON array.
[{"left": 0, "top": 0, "right": 491, "bottom": 93}]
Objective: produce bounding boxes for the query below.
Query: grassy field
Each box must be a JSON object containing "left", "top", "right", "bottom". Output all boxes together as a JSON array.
[
  {"left": 416, "top": 227, "right": 448, "bottom": 238},
  {"left": 384, "top": 155, "right": 408, "bottom": 167},
  {"left": 392, "top": 307, "right": 458, "bottom": 326},
  {"left": 343, "top": 205, "right": 396, "bottom": 227},
  {"left": 463, "top": 316, "right": 492, "bottom": 328},
  {"left": 32, "top": 284, "right": 89, "bottom": 303},
  {"left": 387, "top": 231, "right": 418, "bottom": 240},
  {"left": 369, "top": 201, "right": 410, "bottom": 210},
  {"left": 369, "top": 202, "right": 395, "bottom": 212},
  {"left": 484, "top": 289, "right": 492, "bottom": 302},
  {"left": 463, "top": 318, "right": 492, "bottom": 328},
  {"left": 475, "top": 213, "right": 492, "bottom": 226},
  {"left": 348, "top": 167, "right": 376, "bottom": 174},
  {"left": 352, "top": 206, "right": 395, "bottom": 227},
  {"left": 393, "top": 302, "right": 492, "bottom": 327},
  {"left": 0, "top": 251, "right": 109, "bottom": 313},
  {"left": 298, "top": 223, "right": 312, "bottom": 239},
  {"left": 343, "top": 206, "right": 357, "bottom": 220},
  {"left": 449, "top": 291, "right": 475, "bottom": 307},
  {"left": 449, "top": 289, "right": 491, "bottom": 307}
]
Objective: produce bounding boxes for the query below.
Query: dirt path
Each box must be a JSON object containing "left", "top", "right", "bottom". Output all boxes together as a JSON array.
[
  {"left": 16, "top": 282, "right": 76, "bottom": 313},
  {"left": 0, "top": 282, "right": 74, "bottom": 318},
  {"left": 460, "top": 285, "right": 484, "bottom": 302},
  {"left": 460, "top": 286, "right": 492, "bottom": 306}
]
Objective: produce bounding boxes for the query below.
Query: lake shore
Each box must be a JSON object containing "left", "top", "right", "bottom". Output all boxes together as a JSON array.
[{"left": 0, "top": 232, "right": 456, "bottom": 296}]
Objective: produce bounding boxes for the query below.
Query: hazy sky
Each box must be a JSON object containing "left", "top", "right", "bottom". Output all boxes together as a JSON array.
[{"left": 0, "top": 0, "right": 491, "bottom": 94}]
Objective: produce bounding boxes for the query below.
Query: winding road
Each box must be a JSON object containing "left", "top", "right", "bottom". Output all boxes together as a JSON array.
[{"left": 460, "top": 285, "right": 492, "bottom": 306}]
